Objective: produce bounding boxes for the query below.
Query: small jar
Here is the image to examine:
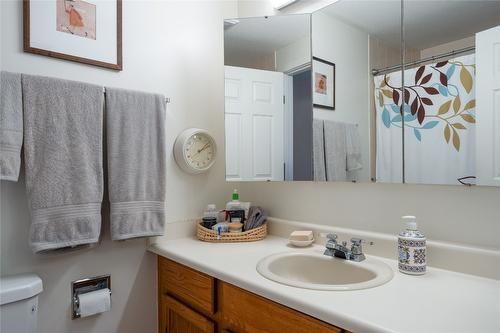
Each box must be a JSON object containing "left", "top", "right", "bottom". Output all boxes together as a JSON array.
[{"left": 228, "top": 222, "right": 243, "bottom": 233}]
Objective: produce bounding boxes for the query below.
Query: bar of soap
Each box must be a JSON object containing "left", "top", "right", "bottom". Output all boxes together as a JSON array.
[{"left": 289, "top": 230, "right": 314, "bottom": 241}]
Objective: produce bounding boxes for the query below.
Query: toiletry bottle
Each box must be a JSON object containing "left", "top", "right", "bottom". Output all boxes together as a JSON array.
[
  {"left": 398, "top": 216, "right": 426, "bottom": 275},
  {"left": 226, "top": 189, "right": 241, "bottom": 210},
  {"left": 226, "top": 189, "right": 245, "bottom": 224},
  {"left": 202, "top": 204, "right": 218, "bottom": 229}
]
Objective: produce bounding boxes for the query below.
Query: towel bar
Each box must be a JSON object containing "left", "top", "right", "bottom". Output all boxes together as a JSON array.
[{"left": 102, "top": 87, "right": 170, "bottom": 103}]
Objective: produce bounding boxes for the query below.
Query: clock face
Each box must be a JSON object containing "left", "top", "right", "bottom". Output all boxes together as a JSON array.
[{"left": 184, "top": 133, "right": 215, "bottom": 170}]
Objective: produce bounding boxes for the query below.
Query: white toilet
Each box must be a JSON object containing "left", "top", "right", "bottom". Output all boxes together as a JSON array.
[{"left": 0, "top": 274, "right": 43, "bottom": 333}]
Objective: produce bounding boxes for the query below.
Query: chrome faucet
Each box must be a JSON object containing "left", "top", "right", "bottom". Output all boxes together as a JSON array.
[{"left": 323, "top": 233, "right": 373, "bottom": 262}]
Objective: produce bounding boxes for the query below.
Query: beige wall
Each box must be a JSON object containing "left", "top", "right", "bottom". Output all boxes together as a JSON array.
[
  {"left": 224, "top": 50, "right": 276, "bottom": 71},
  {"left": 420, "top": 36, "right": 475, "bottom": 59},
  {"left": 0, "top": 1, "right": 236, "bottom": 333},
  {"left": 238, "top": 181, "right": 500, "bottom": 249}
]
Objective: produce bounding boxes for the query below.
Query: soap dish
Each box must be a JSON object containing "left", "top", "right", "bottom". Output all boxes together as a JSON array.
[{"left": 289, "top": 238, "right": 315, "bottom": 247}]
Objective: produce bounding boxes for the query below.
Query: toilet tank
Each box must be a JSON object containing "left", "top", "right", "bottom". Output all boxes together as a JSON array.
[{"left": 0, "top": 274, "right": 43, "bottom": 333}]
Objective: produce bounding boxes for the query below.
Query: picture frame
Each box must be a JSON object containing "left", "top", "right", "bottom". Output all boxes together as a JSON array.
[
  {"left": 23, "top": 0, "right": 122, "bottom": 71},
  {"left": 312, "top": 57, "right": 335, "bottom": 110}
]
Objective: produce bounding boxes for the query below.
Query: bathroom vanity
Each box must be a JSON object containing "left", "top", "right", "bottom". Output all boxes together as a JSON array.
[
  {"left": 158, "top": 256, "right": 347, "bottom": 333},
  {"left": 151, "top": 233, "right": 500, "bottom": 333}
]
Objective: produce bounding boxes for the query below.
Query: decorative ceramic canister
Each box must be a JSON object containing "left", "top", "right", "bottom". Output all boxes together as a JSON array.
[{"left": 398, "top": 216, "right": 426, "bottom": 275}]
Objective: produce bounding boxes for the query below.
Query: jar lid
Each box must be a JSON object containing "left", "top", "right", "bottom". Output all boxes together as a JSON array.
[
  {"left": 228, "top": 222, "right": 243, "bottom": 230},
  {"left": 402, "top": 215, "right": 417, "bottom": 230}
]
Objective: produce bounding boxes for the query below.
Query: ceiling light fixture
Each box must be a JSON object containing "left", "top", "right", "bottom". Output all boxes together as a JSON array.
[
  {"left": 272, "top": 0, "right": 298, "bottom": 10},
  {"left": 224, "top": 19, "right": 239, "bottom": 30}
]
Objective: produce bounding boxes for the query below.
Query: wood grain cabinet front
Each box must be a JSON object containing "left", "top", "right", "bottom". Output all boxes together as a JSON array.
[
  {"left": 217, "top": 282, "right": 341, "bottom": 333},
  {"left": 162, "top": 295, "right": 215, "bottom": 333},
  {"left": 158, "top": 256, "right": 348, "bottom": 333},
  {"left": 158, "top": 257, "right": 215, "bottom": 315}
]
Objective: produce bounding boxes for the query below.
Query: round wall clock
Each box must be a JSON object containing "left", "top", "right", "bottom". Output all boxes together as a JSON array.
[{"left": 173, "top": 128, "right": 217, "bottom": 174}]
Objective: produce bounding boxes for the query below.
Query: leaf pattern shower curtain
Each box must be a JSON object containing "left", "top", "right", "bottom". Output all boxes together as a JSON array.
[{"left": 375, "top": 54, "right": 476, "bottom": 185}]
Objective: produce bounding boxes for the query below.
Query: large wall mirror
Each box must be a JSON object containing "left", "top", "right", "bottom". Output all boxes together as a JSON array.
[{"left": 224, "top": 0, "right": 500, "bottom": 186}]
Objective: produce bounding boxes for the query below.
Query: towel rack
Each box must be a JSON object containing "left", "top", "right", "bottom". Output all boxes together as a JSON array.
[{"left": 102, "top": 87, "right": 170, "bottom": 103}]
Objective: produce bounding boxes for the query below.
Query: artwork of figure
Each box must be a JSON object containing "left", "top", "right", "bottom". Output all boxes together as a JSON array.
[
  {"left": 56, "top": 0, "right": 96, "bottom": 40},
  {"left": 315, "top": 73, "right": 327, "bottom": 95}
]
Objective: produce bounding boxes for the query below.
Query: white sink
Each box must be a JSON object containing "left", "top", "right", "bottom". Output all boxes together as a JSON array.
[{"left": 256, "top": 252, "right": 394, "bottom": 291}]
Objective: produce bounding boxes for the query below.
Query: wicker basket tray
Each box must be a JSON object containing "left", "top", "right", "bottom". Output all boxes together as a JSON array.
[{"left": 196, "top": 221, "right": 267, "bottom": 243}]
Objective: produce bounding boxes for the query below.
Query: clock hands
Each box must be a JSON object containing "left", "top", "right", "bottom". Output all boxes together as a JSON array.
[{"left": 191, "top": 143, "right": 210, "bottom": 158}]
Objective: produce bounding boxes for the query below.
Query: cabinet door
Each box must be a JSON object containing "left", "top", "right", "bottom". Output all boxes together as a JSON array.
[
  {"left": 163, "top": 295, "right": 215, "bottom": 333},
  {"left": 159, "top": 257, "right": 215, "bottom": 315},
  {"left": 218, "top": 282, "right": 341, "bottom": 333}
]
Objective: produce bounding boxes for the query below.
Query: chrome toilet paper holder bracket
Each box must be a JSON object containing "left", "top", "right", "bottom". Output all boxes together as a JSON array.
[{"left": 71, "top": 275, "right": 111, "bottom": 319}]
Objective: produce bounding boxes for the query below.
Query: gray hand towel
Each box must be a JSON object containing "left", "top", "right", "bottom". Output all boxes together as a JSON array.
[
  {"left": 345, "top": 123, "right": 363, "bottom": 171},
  {"left": 22, "top": 75, "right": 104, "bottom": 253},
  {"left": 324, "top": 120, "right": 347, "bottom": 181},
  {"left": 312, "top": 119, "right": 326, "bottom": 181},
  {"left": 1, "top": 71, "right": 23, "bottom": 181},
  {"left": 105, "top": 88, "right": 166, "bottom": 240}
]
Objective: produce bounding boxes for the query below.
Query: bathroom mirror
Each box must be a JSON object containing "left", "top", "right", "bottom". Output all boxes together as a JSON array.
[{"left": 224, "top": 0, "right": 500, "bottom": 186}]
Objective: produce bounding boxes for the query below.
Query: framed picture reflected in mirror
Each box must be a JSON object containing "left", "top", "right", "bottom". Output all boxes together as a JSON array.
[{"left": 313, "top": 57, "right": 335, "bottom": 110}]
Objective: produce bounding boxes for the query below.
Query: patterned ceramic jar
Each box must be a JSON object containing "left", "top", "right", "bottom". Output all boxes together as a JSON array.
[
  {"left": 398, "top": 216, "right": 426, "bottom": 275},
  {"left": 398, "top": 237, "right": 426, "bottom": 275}
]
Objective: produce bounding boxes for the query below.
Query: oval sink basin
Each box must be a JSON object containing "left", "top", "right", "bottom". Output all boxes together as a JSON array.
[{"left": 256, "top": 252, "right": 394, "bottom": 291}]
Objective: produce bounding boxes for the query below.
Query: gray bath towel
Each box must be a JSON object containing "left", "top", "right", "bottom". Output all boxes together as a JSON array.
[
  {"left": 22, "top": 75, "right": 104, "bottom": 253},
  {"left": 1, "top": 71, "right": 23, "bottom": 181},
  {"left": 105, "top": 88, "right": 166, "bottom": 240},
  {"left": 345, "top": 123, "right": 363, "bottom": 171},
  {"left": 324, "top": 120, "right": 347, "bottom": 181},
  {"left": 312, "top": 119, "right": 326, "bottom": 181}
]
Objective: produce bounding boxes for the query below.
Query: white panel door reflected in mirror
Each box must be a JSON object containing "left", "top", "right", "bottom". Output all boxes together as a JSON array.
[{"left": 224, "top": 14, "right": 312, "bottom": 181}]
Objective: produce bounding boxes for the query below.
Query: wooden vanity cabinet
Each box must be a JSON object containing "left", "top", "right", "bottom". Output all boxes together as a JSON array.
[{"left": 158, "top": 256, "right": 349, "bottom": 333}]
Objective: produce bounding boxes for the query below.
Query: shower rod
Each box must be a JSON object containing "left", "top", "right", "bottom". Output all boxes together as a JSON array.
[
  {"left": 371, "top": 46, "right": 475, "bottom": 76},
  {"left": 102, "top": 87, "right": 171, "bottom": 103}
]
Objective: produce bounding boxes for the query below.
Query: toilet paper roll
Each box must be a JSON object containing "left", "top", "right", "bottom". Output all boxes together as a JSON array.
[{"left": 78, "top": 288, "right": 111, "bottom": 318}]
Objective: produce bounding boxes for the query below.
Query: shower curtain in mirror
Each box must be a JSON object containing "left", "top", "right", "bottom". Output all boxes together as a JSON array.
[{"left": 375, "top": 54, "right": 476, "bottom": 185}]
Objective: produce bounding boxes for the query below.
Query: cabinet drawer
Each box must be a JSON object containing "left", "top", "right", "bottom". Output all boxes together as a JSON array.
[
  {"left": 163, "top": 295, "right": 215, "bottom": 333},
  {"left": 159, "top": 257, "right": 215, "bottom": 314},
  {"left": 218, "top": 282, "right": 341, "bottom": 333}
]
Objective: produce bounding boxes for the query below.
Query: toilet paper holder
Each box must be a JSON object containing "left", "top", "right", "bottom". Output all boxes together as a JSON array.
[{"left": 71, "top": 275, "right": 111, "bottom": 319}]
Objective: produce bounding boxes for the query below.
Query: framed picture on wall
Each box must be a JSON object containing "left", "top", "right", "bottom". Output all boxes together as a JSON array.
[
  {"left": 23, "top": 0, "right": 122, "bottom": 70},
  {"left": 312, "top": 57, "right": 335, "bottom": 110}
]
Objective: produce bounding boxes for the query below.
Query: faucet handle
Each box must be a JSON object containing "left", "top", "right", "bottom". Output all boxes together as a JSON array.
[
  {"left": 326, "top": 233, "right": 338, "bottom": 241},
  {"left": 319, "top": 233, "right": 338, "bottom": 241},
  {"left": 323, "top": 233, "right": 338, "bottom": 250},
  {"left": 351, "top": 237, "right": 374, "bottom": 245},
  {"left": 350, "top": 238, "right": 374, "bottom": 254}
]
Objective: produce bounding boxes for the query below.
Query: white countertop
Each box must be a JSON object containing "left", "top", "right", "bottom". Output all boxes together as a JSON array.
[{"left": 149, "top": 236, "right": 500, "bottom": 333}]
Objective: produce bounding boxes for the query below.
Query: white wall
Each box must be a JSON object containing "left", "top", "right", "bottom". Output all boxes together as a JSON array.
[
  {"left": 420, "top": 36, "right": 475, "bottom": 59},
  {"left": 237, "top": 0, "right": 500, "bottom": 250},
  {"left": 311, "top": 11, "right": 370, "bottom": 182},
  {"left": 0, "top": 1, "right": 236, "bottom": 333},
  {"left": 275, "top": 35, "right": 311, "bottom": 73}
]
